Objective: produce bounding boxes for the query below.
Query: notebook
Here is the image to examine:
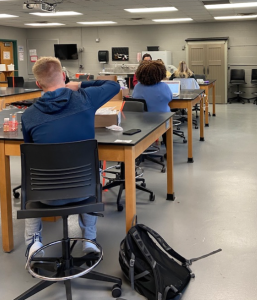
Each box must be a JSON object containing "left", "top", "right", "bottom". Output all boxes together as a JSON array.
[{"left": 162, "top": 80, "right": 181, "bottom": 97}]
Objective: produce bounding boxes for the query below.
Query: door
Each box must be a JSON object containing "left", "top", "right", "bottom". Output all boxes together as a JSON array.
[
  {"left": 206, "top": 44, "right": 225, "bottom": 104},
  {"left": 188, "top": 44, "right": 206, "bottom": 75},
  {"left": 0, "top": 41, "right": 14, "bottom": 85},
  {"left": 188, "top": 42, "right": 227, "bottom": 104}
]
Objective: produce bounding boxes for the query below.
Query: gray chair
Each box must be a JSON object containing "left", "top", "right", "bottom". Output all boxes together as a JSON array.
[
  {"left": 24, "top": 81, "right": 38, "bottom": 89},
  {"left": 14, "top": 140, "right": 122, "bottom": 300},
  {"left": 228, "top": 69, "right": 249, "bottom": 104},
  {"left": 101, "top": 100, "right": 155, "bottom": 212},
  {"left": 173, "top": 78, "right": 199, "bottom": 129},
  {"left": 194, "top": 74, "right": 206, "bottom": 80}
]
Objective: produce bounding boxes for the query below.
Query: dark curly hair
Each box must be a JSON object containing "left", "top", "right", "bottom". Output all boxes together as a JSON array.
[{"left": 136, "top": 60, "right": 166, "bottom": 86}]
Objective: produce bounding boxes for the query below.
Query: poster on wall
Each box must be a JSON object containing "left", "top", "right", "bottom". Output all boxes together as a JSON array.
[
  {"left": 112, "top": 47, "right": 129, "bottom": 61},
  {"left": 3, "top": 51, "right": 11, "bottom": 60},
  {"left": 18, "top": 46, "right": 24, "bottom": 53},
  {"left": 30, "top": 55, "right": 38, "bottom": 62},
  {"left": 19, "top": 52, "right": 24, "bottom": 61},
  {"left": 29, "top": 49, "right": 37, "bottom": 56}
]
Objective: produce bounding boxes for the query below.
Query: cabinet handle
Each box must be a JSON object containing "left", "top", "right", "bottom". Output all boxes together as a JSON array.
[
  {"left": 203, "top": 67, "right": 205, "bottom": 74},
  {"left": 207, "top": 66, "right": 209, "bottom": 74}
]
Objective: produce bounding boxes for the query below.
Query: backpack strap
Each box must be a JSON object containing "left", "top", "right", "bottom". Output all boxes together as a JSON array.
[
  {"left": 136, "top": 224, "right": 188, "bottom": 264},
  {"left": 187, "top": 248, "right": 222, "bottom": 265},
  {"left": 129, "top": 226, "right": 163, "bottom": 300}
]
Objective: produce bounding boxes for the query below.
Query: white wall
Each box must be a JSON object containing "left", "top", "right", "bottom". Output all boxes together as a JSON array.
[
  {"left": 2, "top": 20, "right": 257, "bottom": 97},
  {"left": 0, "top": 25, "right": 28, "bottom": 78}
]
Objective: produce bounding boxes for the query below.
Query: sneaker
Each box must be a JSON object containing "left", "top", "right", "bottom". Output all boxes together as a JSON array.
[
  {"left": 25, "top": 233, "right": 44, "bottom": 270},
  {"left": 82, "top": 239, "right": 101, "bottom": 255}
]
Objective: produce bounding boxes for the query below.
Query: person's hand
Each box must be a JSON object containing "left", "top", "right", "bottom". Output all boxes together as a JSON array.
[{"left": 65, "top": 81, "right": 81, "bottom": 91}]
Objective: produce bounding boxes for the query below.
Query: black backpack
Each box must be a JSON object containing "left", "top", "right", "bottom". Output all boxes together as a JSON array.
[{"left": 119, "top": 224, "right": 221, "bottom": 300}]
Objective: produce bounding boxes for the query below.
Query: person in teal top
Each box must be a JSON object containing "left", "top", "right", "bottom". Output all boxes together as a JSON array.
[
  {"left": 132, "top": 60, "right": 172, "bottom": 112},
  {"left": 132, "top": 60, "right": 172, "bottom": 148}
]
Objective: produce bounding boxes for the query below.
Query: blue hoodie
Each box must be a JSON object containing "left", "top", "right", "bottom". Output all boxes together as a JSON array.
[{"left": 22, "top": 80, "right": 120, "bottom": 143}]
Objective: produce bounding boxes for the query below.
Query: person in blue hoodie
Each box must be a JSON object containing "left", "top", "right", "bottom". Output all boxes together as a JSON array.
[{"left": 21, "top": 56, "right": 120, "bottom": 269}]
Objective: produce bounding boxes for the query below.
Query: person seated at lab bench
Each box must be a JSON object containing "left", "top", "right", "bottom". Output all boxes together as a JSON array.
[
  {"left": 133, "top": 53, "right": 152, "bottom": 86},
  {"left": 169, "top": 60, "right": 195, "bottom": 80},
  {"left": 21, "top": 56, "right": 120, "bottom": 269},
  {"left": 156, "top": 59, "right": 171, "bottom": 80},
  {"left": 132, "top": 60, "right": 172, "bottom": 147}
]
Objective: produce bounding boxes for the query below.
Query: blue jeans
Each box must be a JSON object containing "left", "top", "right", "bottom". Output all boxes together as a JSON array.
[{"left": 25, "top": 204, "right": 97, "bottom": 246}]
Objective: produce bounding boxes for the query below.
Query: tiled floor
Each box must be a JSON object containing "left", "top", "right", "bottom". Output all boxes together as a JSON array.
[{"left": 1, "top": 103, "right": 257, "bottom": 300}]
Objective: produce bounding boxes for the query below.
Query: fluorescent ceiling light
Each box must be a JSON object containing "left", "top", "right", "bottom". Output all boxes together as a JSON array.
[
  {"left": 25, "top": 23, "right": 65, "bottom": 26},
  {"left": 77, "top": 21, "right": 116, "bottom": 25},
  {"left": 153, "top": 18, "right": 193, "bottom": 22},
  {"left": 205, "top": 2, "right": 257, "bottom": 9},
  {"left": 0, "top": 14, "right": 18, "bottom": 18},
  {"left": 125, "top": 7, "right": 177, "bottom": 13},
  {"left": 215, "top": 15, "right": 257, "bottom": 20},
  {"left": 30, "top": 11, "right": 82, "bottom": 16}
]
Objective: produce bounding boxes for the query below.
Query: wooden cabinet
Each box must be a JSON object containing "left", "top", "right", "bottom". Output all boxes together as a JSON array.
[{"left": 187, "top": 42, "right": 227, "bottom": 104}]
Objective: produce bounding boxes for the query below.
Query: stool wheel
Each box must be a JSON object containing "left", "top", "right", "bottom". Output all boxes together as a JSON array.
[
  {"left": 161, "top": 167, "right": 166, "bottom": 173},
  {"left": 149, "top": 194, "right": 155, "bottom": 201},
  {"left": 183, "top": 139, "right": 187, "bottom": 144},
  {"left": 13, "top": 191, "right": 20, "bottom": 199},
  {"left": 112, "top": 284, "right": 122, "bottom": 298},
  {"left": 117, "top": 204, "right": 123, "bottom": 212}
]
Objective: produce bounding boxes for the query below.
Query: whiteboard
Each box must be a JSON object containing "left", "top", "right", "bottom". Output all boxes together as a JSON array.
[
  {"left": 142, "top": 51, "right": 172, "bottom": 66},
  {"left": 27, "top": 39, "right": 59, "bottom": 75}
]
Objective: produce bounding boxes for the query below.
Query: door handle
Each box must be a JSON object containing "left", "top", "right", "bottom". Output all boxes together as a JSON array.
[
  {"left": 203, "top": 67, "right": 205, "bottom": 74},
  {"left": 207, "top": 66, "right": 209, "bottom": 74}
]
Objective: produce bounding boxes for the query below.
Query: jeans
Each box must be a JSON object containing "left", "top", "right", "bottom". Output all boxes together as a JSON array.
[{"left": 25, "top": 212, "right": 97, "bottom": 246}]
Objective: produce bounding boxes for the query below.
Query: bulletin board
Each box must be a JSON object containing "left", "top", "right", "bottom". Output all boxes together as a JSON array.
[{"left": 27, "top": 39, "right": 59, "bottom": 75}]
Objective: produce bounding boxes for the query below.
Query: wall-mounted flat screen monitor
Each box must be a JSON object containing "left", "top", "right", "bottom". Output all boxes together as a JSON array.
[{"left": 54, "top": 44, "right": 78, "bottom": 60}]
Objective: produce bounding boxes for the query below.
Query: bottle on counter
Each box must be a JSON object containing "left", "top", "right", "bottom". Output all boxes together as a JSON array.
[
  {"left": 9, "top": 113, "right": 18, "bottom": 131},
  {"left": 3, "top": 118, "right": 10, "bottom": 132}
]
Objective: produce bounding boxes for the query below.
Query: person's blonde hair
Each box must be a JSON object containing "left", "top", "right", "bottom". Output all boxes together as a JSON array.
[
  {"left": 32, "top": 56, "right": 63, "bottom": 89},
  {"left": 174, "top": 61, "right": 193, "bottom": 78}
]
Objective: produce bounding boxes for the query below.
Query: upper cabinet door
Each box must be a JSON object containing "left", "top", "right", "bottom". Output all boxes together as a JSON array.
[{"left": 188, "top": 44, "right": 206, "bottom": 76}]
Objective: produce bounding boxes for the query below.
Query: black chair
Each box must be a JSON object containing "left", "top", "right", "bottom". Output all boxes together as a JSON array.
[
  {"left": 79, "top": 75, "right": 94, "bottom": 81},
  {"left": 14, "top": 140, "right": 122, "bottom": 300},
  {"left": 228, "top": 69, "right": 249, "bottom": 104},
  {"left": 102, "top": 101, "right": 155, "bottom": 212},
  {"left": 249, "top": 69, "right": 257, "bottom": 104},
  {"left": 194, "top": 74, "right": 206, "bottom": 80},
  {"left": 123, "top": 97, "right": 168, "bottom": 170},
  {"left": 7, "top": 76, "right": 24, "bottom": 87}
]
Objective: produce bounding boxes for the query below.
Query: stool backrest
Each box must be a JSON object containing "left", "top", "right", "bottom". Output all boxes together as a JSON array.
[
  {"left": 123, "top": 97, "right": 148, "bottom": 111},
  {"left": 123, "top": 101, "right": 144, "bottom": 112},
  {"left": 230, "top": 69, "right": 245, "bottom": 81},
  {"left": 251, "top": 69, "right": 257, "bottom": 83},
  {"left": 24, "top": 81, "right": 38, "bottom": 89},
  {"left": 20, "top": 140, "right": 101, "bottom": 208},
  {"left": 7, "top": 76, "right": 24, "bottom": 87}
]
